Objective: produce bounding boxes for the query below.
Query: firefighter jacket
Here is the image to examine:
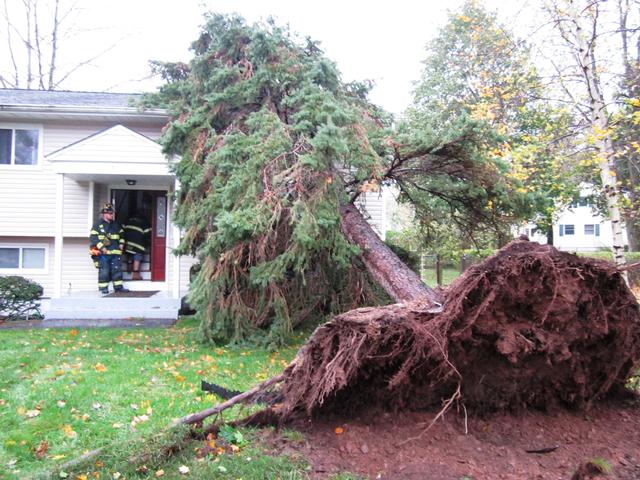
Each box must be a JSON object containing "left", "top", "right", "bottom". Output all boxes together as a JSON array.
[
  {"left": 123, "top": 215, "right": 151, "bottom": 255},
  {"left": 90, "top": 219, "right": 125, "bottom": 255}
]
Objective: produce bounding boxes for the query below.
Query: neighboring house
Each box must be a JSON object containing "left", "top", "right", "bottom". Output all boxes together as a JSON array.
[
  {"left": 0, "top": 89, "right": 197, "bottom": 307},
  {"left": 514, "top": 193, "right": 629, "bottom": 252}
]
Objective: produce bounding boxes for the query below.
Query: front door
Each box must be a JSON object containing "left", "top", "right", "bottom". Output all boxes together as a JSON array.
[
  {"left": 150, "top": 192, "right": 167, "bottom": 281},
  {"left": 112, "top": 189, "right": 167, "bottom": 282}
]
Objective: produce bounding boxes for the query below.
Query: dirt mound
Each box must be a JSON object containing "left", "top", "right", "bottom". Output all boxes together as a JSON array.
[
  {"left": 275, "top": 240, "right": 640, "bottom": 418},
  {"left": 258, "top": 397, "right": 640, "bottom": 479}
]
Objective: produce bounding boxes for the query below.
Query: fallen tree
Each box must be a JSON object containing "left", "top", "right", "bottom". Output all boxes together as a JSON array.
[{"left": 141, "top": 14, "right": 639, "bottom": 422}]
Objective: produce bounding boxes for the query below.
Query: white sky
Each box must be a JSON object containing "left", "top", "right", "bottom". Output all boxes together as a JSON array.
[{"left": 8, "top": 0, "right": 534, "bottom": 114}]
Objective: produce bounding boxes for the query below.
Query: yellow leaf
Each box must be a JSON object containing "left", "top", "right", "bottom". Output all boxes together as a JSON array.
[
  {"left": 175, "top": 375, "right": 185, "bottom": 382},
  {"left": 62, "top": 424, "right": 77, "bottom": 439},
  {"left": 94, "top": 363, "right": 107, "bottom": 373},
  {"left": 155, "top": 470, "right": 165, "bottom": 477},
  {"left": 334, "top": 427, "right": 344, "bottom": 435}
]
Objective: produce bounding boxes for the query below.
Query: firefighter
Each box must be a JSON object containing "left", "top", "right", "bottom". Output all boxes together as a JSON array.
[
  {"left": 89, "top": 203, "right": 129, "bottom": 295},
  {"left": 123, "top": 211, "right": 151, "bottom": 280}
]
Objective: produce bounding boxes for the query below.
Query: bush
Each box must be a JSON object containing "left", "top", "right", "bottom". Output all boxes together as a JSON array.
[{"left": 0, "top": 276, "right": 43, "bottom": 321}]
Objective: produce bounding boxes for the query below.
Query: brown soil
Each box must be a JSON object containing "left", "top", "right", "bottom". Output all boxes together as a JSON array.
[{"left": 259, "top": 395, "right": 640, "bottom": 479}]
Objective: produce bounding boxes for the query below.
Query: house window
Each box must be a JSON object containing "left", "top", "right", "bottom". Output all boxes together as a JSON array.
[
  {"left": 584, "top": 224, "right": 600, "bottom": 236},
  {"left": 0, "top": 127, "right": 40, "bottom": 165},
  {"left": 559, "top": 224, "right": 575, "bottom": 236},
  {"left": 0, "top": 246, "right": 47, "bottom": 272}
]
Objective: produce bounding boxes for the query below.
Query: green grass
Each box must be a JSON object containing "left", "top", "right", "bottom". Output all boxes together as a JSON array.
[
  {"left": 0, "top": 317, "right": 311, "bottom": 479},
  {"left": 422, "top": 268, "right": 461, "bottom": 287}
]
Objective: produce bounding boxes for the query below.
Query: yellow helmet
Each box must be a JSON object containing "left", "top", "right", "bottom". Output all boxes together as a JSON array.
[{"left": 101, "top": 203, "right": 115, "bottom": 214}]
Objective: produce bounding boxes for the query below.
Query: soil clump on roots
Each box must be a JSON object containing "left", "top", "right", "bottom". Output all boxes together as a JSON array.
[{"left": 267, "top": 239, "right": 640, "bottom": 420}]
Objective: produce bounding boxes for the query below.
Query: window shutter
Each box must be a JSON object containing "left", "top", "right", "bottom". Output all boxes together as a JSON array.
[{"left": 559, "top": 225, "right": 564, "bottom": 237}]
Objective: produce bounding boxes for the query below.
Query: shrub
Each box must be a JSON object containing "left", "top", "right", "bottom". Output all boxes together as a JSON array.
[{"left": 0, "top": 276, "right": 43, "bottom": 321}]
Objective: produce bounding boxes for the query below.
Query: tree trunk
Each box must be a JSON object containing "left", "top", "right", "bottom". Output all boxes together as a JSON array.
[
  {"left": 569, "top": 1, "right": 627, "bottom": 270},
  {"left": 339, "top": 203, "right": 442, "bottom": 304}
]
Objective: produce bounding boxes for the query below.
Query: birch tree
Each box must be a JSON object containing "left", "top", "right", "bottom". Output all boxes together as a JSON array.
[{"left": 545, "top": 0, "right": 629, "bottom": 268}]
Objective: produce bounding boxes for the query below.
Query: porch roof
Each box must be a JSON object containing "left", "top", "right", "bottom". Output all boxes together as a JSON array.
[{"left": 47, "top": 124, "right": 176, "bottom": 184}]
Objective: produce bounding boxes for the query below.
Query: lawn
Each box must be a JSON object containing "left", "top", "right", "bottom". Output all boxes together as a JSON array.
[{"left": 0, "top": 318, "right": 312, "bottom": 479}]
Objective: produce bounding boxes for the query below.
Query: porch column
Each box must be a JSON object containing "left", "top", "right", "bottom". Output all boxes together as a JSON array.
[
  {"left": 53, "top": 173, "right": 65, "bottom": 298},
  {"left": 171, "top": 178, "right": 181, "bottom": 299},
  {"left": 87, "top": 181, "right": 95, "bottom": 232}
]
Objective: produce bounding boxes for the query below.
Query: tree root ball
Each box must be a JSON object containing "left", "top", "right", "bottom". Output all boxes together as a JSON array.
[{"left": 278, "top": 240, "right": 640, "bottom": 417}]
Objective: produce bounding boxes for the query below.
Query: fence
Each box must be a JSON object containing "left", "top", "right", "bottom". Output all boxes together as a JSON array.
[{"left": 420, "top": 253, "right": 482, "bottom": 287}]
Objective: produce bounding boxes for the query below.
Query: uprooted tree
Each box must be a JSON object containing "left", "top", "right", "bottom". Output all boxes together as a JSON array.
[{"left": 143, "top": 14, "right": 640, "bottom": 418}]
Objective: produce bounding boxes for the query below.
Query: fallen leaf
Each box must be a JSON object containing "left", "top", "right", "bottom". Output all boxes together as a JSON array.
[
  {"left": 112, "top": 473, "right": 121, "bottom": 479},
  {"left": 175, "top": 375, "right": 185, "bottom": 382},
  {"left": 92, "top": 402, "right": 102, "bottom": 410},
  {"left": 26, "top": 409, "right": 41, "bottom": 418},
  {"left": 34, "top": 440, "right": 48, "bottom": 459},
  {"left": 155, "top": 469, "right": 165, "bottom": 477},
  {"left": 94, "top": 363, "right": 107, "bottom": 373},
  {"left": 69, "top": 329, "right": 78, "bottom": 336},
  {"left": 178, "top": 465, "right": 190, "bottom": 474},
  {"left": 62, "top": 424, "right": 77, "bottom": 439},
  {"left": 334, "top": 427, "right": 344, "bottom": 435},
  {"left": 57, "top": 400, "right": 66, "bottom": 408}
]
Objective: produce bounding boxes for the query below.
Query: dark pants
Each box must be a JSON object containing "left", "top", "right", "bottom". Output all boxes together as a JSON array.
[{"left": 98, "top": 255, "right": 124, "bottom": 291}]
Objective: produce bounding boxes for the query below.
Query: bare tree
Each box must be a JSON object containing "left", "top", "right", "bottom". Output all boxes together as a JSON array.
[
  {"left": 0, "top": 0, "right": 118, "bottom": 90},
  {"left": 544, "top": 0, "right": 630, "bottom": 269}
]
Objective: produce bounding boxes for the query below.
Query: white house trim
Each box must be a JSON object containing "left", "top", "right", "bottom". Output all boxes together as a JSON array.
[
  {"left": 87, "top": 181, "right": 95, "bottom": 232},
  {"left": 171, "top": 178, "right": 181, "bottom": 299},
  {"left": 54, "top": 173, "right": 64, "bottom": 297}
]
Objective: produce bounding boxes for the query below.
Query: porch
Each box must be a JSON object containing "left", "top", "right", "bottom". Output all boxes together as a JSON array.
[{"left": 40, "top": 289, "right": 182, "bottom": 323}]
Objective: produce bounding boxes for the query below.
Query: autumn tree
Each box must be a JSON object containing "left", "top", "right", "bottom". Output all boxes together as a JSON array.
[
  {"left": 144, "top": 13, "right": 533, "bottom": 344},
  {"left": 407, "top": 0, "right": 577, "bottom": 248}
]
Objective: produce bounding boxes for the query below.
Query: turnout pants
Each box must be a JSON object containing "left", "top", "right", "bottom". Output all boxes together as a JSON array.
[{"left": 98, "top": 255, "right": 124, "bottom": 291}]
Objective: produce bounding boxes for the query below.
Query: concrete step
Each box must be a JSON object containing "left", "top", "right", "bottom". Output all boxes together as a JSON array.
[{"left": 42, "top": 292, "right": 181, "bottom": 321}]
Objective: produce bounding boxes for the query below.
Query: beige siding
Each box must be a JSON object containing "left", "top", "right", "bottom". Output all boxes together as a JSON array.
[
  {"left": 94, "top": 183, "right": 109, "bottom": 219},
  {"left": 0, "top": 169, "right": 57, "bottom": 235},
  {"left": 179, "top": 254, "right": 198, "bottom": 295},
  {"left": 49, "top": 125, "right": 164, "bottom": 165},
  {"left": 61, "top": 238, "right": 98, "bottom": 293},
  {"left": 63, "top": 178, "right": 91, "bottom": 237},
  {"left": 357, "top": 191, "right": 385, "bottom": 238},
  {"left": 0, "top": 236, "right": 55, "bottom": 296},
  {"left": 44, "top": 122, "right": 163, "bottom": 156}
]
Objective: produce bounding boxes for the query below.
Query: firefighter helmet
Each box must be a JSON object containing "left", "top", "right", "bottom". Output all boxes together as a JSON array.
[{"left": 101, "top": 203, "right": 115, "bottom": 214}]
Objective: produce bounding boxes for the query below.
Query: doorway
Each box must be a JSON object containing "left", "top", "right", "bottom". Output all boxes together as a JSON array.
[{"left": 111, "top": 189, "right": 167, "bottom": 282}]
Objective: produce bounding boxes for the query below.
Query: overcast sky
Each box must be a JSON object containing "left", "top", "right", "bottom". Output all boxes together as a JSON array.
[{"left": 16, "top": 0, "right": 534, "bottom": 115}]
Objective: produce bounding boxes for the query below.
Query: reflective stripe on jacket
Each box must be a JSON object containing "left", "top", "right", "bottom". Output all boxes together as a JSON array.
[
  {"left": 123, "top": 216, "right": 151, "bottom": 255},
  {"left": 90, "top": 220, "right": 125, "bottom": 255}
]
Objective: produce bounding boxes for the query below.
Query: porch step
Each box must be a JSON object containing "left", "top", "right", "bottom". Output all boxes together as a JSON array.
[{"left": 42, "top": 294, "right": 181, "bottom": 321}]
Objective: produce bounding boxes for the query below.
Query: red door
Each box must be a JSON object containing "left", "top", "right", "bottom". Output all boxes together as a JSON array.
[{"left": 150, "top": 192, "right": 167, "bottom": 281}]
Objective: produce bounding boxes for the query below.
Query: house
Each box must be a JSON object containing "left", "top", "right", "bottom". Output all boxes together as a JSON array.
[
  {"left": 514, "top": 192, "right": 629, "bottom": 252},
  {"left": 0, "top": 88, "right": 197, "bottom": 320}
]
